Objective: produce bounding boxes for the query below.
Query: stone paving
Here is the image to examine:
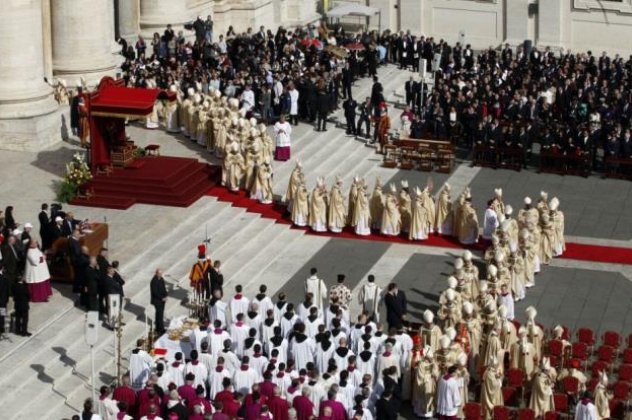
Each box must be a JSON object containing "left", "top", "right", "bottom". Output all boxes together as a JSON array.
[{"left": 0, "top": 63, "right": 631, "bottom": 418}]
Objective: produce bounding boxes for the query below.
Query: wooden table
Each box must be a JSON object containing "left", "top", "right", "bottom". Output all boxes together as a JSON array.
[
  {"left": 387, "top": 138, "right": 455, "bottom": 173},
  {"left": 49, "top": 223, "right": 109, "bottom": 282}
]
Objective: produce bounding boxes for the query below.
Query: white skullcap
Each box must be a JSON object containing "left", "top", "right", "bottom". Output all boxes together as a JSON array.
[
  {"left": 505, "top": 205, "right": 513, "bottom": 215},
  {"left": 524, "top": 197, "right": 532, "bottom": 205},
  {"left": 422, "top": 309, "right": 434, "bottom": 324}
]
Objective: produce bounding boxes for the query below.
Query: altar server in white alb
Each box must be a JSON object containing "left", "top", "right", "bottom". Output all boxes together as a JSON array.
[
  {"left": 305, "top": 267, "right": 328, "bottom": 310},
  {"left": 129, "top": 339, "right": 153, "bottom": 390},
  {"left": 274, "top": 114, "right": 292, "bottom": 161},
  {"left": 436, "top": 365, "right": 462, "bottom": 418},
  {"left": 358, "top": 275, "right": 382, "bottom": 322},
  {"left": 483, "top": 199, "right": 499, "bottom": 242}
]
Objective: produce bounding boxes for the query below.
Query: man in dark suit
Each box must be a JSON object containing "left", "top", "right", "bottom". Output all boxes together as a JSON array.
[
  {"left": 150, "top": 269, "right": 168, "bottom": 334},
  {"left": 61, "top": 212, "right": 78, "bottom": 237},
  {"left": 341, "top": 62, "right": 353, "bottom": 100},
  {"left": 14, "top": 276, "right": 31, "bottom": 336},
  {"left": 383, "top": 283, "right": 407, "bottom": 330},
  {"left": 0, "top": 263, "right": 9, "bottom": 335},
  {"left": 375, "top": 389, "right": 398, "bottom": 420},
  {"left": 404, "top": 76, "right": 415, "bottom": 108},
  {"left": 315, "top": 87, "right": 330, "bottom": 132},
  {"left": 84, "top": 257, "right": 100, "bottom": 311},
  {"left": 208, "top": 260, "right": 223, "bottom": 298},
  {"left": 343, "top": 96, "right": 358, "bottom": 136},
  {"left": 1, "top": 236, "right": 20, "bottom": 289},
  {"left": 68, "top": 230, "right": 82, "bottom": 293},
  {"left": 49, "top": 216, "right": 63, "bottom": 247},
  {"left": 38, "top": 204, "right": 50, "bottom": 250}
]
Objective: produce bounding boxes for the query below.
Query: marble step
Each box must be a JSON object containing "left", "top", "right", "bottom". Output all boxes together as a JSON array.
[{"left": 229, "top": 228, "right": 307, "bottom": 297}]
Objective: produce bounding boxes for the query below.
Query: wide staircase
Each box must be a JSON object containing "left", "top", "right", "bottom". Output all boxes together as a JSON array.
[{"left": 0, "top": 64, "right": 414, "bottom": 419}]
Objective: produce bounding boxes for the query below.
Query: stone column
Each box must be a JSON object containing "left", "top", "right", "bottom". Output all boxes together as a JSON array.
[
  {"left": 42, "top": 0, "right": 53, "bottom": 81},
  {"left": 140, "top": 0, "right": 191, "bottom": 39},
  {"left": 537, "top": 0, "right": 563, "bottom": 49},
  {"left": 51, "top": 0, "right": 117, "bottom": 87},
  {"left": 119, "top": 0, "right": 140, "bottom": 42},
  {"left": 505, "top": 0, "right": 529, "bottom": 46},
  {"left": 0, "top": 0, "right": 59, "bottom": 151}
]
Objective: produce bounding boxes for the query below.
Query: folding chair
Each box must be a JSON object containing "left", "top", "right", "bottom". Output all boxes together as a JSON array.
[{"left": 492, "top": 405, "right": 511, "bottom": 420}]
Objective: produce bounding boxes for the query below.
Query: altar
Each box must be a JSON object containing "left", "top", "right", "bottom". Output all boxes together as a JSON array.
[{"left": 152, "top": 316, "right": 199, "bottom": 361}]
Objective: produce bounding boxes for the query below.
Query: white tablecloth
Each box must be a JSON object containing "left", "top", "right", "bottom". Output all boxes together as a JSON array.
[{"left": 154, "top": 334, "right": 193, "bottom": 362}]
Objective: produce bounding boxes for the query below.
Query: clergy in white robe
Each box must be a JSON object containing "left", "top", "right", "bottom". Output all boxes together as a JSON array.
[
  {"left": 316, "top": 339, "right": 336, "bottom": 374},
  {"left": 129, "top": 341, "right": 153, "bottom": 390},
  {"left": 229, "top": 315, "right": 250, "bottom": 357},
  {"left": 377, "top": 343, "right": 401, "bottom": 379},
  {"left": 482, "top": 202, "right": 499, "bottom": 240},
  {"left": 168, "top": 353, "right": 186, "bottom": 388},
  {"left": 209, "top": 294, "right": 228, "bottom": 327},
  {"left": 497, "top": 285, "right": 515, "bottom": 320},
  {"left": 208, "top": 358, "right": 231, "bottom": 399},
  {"left": 358, "top": 276, "right": 383, "bottom": 322},
  {"left": 291, "top": 326, "right": 317, "bottom": 371},
  {"left": 228, "top": 287, "right": 250, "bottom": 324},
  {"left": 357, "top": 343, "right": 377, "bottom": 379},
  {"left": 436, "top": 366, "right": 462, "bottom": 418},
  {"left": 575, "top": 395, "right": 598, "bottom": 420},
  {"left": 208, "top": 321, "right": 231, "bottom": 357},
  {"left": 305, "top": 269, "right": 328, "bottom": 310},
  {"left": 253, "top": 287, "right": 275, "bottom": 319},
  {"left": 185, "top": 351, "right": 209, "bottom": 391},
  {"left": 233, "top": 357, "right": 262, "bottom": 395}
]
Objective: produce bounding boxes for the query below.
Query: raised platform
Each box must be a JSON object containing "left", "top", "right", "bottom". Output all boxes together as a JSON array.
[{"left": 70, "top": 156, "right": 218, "bottom": 209}]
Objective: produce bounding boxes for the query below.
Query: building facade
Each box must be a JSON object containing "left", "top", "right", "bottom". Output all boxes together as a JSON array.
[
  {"left": 360, "top": 0, "right": 632, "bottom": 55},
  {"left": 0, "top": 0, "right": 319, "bottom": 151}
]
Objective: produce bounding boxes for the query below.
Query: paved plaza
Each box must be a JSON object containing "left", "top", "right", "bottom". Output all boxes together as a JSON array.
[{"left": 1, "top": 64, "right": 632, "bottom": 418}]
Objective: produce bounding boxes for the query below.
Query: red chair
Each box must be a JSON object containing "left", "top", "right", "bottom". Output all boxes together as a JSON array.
[
  {"left": 618, "top": 364, "right": 632, "bottom": 382},
  {"left": 561, "top": 325, "right": 571, "bottom": 341},
  {"left": 627, "top": 333, "right": 632, "bottom": 348},
  {"left": 464, "top": 402, "right": 482, "bottom": 420},
  {"left": 544, "top": 411, "right": 560, "bottom": 420},
  {"left": 553, "top": 393, "right": 568, "bottom": 413},
  {"left": 587, "top": 377, "right": 599, "bottom": 392},
  {"left": 577, "top": 327, "right": 596, "bottom": 348},
  {"left": 591, "top": 360, "right": 609, "bottom": 377},
  {"left": 622, "top": 348, "right": 632, "bottom": 364},
  {"left": 603, "top": 330, "right": 621, "bottom": 349},
  {"left": 517, "top": 408, "right": 535, "bottom": 420},
  {"left": 596, "top": 345, "right": 616, "bottom": 368},
  {"left": 507, "top": 368, "right": 525, "bottom": 388},
  {"left": 572, "top": 342, "right": 589, "bottom": 368},
  {"left": 612, "top": 381, "right": 631, "bottom": 400},
  {"left": 562, "top": 376, "right": 580, "bottom": 398},
  {"left": 502, "top": 387, "right": 518, "bottom": 407},
  {"left": 548, "top": 355, "right": 559, "bottom": 370},
  {"left": 609, "top": 399, "right": 625, "bottom": 419},
  {"left": 548, "top": 339, "right": 564, "bottom": 358},
  {"left": 493, "top": 405, "right": 511, "bottom": 420}
]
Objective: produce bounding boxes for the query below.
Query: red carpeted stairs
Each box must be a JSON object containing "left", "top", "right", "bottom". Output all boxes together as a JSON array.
[
  {"left": 206, "top": 186, "right": 632, "bottom": 265},
  {"left": 71, "top": 156, "right": 218, "bottom": 210}
]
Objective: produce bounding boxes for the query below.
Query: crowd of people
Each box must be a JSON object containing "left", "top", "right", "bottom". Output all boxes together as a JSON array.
[
  {"left": 0, "top": 203, "right": 126, "bottom": 337},
  {"left": 84, "top": 236, "right": 621, "bottom": 420},
  {"left": 396, "top": 37, "right": 632, "bottom": 172},
  {"left": 35, "top": 16, "right": 632, "bottom": 420}
]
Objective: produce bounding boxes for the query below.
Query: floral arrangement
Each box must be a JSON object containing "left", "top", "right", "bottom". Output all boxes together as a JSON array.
[{"left": 57, "top": 152, "right": 92, "bottom": 202}]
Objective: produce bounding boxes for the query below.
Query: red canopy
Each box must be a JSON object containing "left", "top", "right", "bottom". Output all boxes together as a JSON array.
[
  {"left": 90, "top": 83, "right": 159, "bottom": 118},
  {"left": 88, "top": 77, "right": 159, "bottom": 170}
]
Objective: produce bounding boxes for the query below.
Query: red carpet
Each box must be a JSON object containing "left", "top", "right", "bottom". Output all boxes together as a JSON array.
[
  {"left": 71, "top": 156, "right": 218, "bottom": 209},
  {"left": 206, "top": 185, "right": 632, "bottom": 265}
]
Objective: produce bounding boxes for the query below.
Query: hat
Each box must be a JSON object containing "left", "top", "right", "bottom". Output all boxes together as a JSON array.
[
  {"left": 422, "top": 309, "right": 434, "bottom": 324},
  {"left": 463, "top": 301, "right": 473, "bottom": 315},
  {"left": 494, "top": 188, "right": 502, "bottom": 197},
  {"left": 24, "top": 222, "right": 33, "bottom": 229},
  {"left": 454, "top": 258, "right": 464, "bottom": 270},
  {"left": 488, "top": 264, "right": 498, "bottom": 277},
  {"left": 197, "top": 244, "right": 206, "bottom": 259},
  {"left": 447, "top": 276, "right": 457, "bottom": 289},
  {"left": 524, "top": 197, "right": 532, "bottom": 205},
  {"left": 55, "top": 216, "right": 63, "bottom": 222},
  {"left": 505, "top": 205, "right": 513, "bottom": 216},
  {"left": 439, "top": 335, "right": 450, "bottom": 349},
  {"left": 540, "top": 191, "right": 548, "bottom": 200},
  {"left": 463, "top": 250, "right": 472, "bottom": 261}
]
